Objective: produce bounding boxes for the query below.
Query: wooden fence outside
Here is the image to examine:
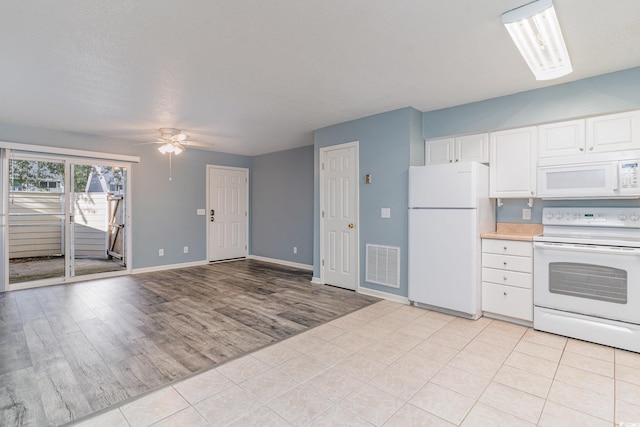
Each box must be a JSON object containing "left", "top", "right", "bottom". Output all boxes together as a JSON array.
[{"left": 9, "top": 192, "right": 109, "bottom": 259}]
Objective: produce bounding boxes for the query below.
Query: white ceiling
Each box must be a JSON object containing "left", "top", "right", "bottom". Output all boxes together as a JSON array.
[{"left": 1, "top": 1, "right": 639, "bottom": 156}]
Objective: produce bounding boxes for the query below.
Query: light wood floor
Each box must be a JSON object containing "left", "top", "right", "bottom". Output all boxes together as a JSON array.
[{"left": 0, "top": 260, "right": 379, "bottom": 427}]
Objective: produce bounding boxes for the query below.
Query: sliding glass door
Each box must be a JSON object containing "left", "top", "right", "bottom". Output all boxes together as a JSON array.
[
  {"left": 8, "top": 156, "right": 66, "bottom": 284},
  {"left": 70, "top": 163, "right": 128, "bottom": 278},
  {"left": 3, "top": 151, "right": 130, "bottom": 290}
]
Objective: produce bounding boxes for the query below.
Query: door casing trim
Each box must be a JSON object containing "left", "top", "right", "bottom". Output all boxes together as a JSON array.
[
  {"left": 206, "top": 165, "right": 249, "bottom": 262},
  {"left": 318, "top": 141, "right": 360, "bottom": 292}
]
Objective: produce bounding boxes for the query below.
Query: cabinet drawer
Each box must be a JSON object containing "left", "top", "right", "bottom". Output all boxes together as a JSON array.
[
  {"left": 482, "top": 267, "right": 532, "bottom": 289},
  {"left": 482, "top": 239, "right": 532, "bottom": 257},
  {"left": 482, "top": 253, "right": 532, "bottom": 273},
  {"left": 482, "top": 282, "right": 533, "bottom": 321}
]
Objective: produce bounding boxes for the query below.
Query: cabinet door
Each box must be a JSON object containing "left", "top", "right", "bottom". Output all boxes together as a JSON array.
[
  {"left": 481, "top": 253, "right": 533, "bottom": 273},
  {"left": 482, "top": 268, "right": 532, "bottom": 289},
  {"left": 538, "top": 119, "right": 585, "bottom": 157},
  {"left": 482, "top": 283, "right": 533, "bottom": 321},
  {"left": 489, "top": 127, "right": 537, "bottom": 198},
  {"left": 455, "top": 133, "right": 489, "bottom": 163},
  {"left": 587, "top": 110, "right": 640, "bottom": 153},
  {"left": 425, "top": 138, "right": 454, "bottom": 164},
  {"left": 482, "top": 239, "right": 532, "bottom": 257}
]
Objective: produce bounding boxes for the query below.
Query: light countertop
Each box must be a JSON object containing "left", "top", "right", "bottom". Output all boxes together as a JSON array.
[{"left": 481, "top": 222, "right": 543, "bottom": 242}]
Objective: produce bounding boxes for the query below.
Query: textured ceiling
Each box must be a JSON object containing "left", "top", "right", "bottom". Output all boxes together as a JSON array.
[{"left": 1, "top": 1, "right": 639, "bottom": 155}]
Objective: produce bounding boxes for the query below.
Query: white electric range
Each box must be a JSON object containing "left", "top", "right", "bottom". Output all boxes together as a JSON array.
[{"left": 533, "top": 207, "right": 640, "bottom": 353}]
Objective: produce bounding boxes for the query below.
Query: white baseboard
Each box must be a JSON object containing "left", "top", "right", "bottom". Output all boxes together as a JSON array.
[
  {"left": 247, "top": 255, "right": 313, "bottom": 271},
  {"left": 132, "top": 260, "right": 208, "bottom": 274},
  {"left": 357, "top": 286, "right": 410, "bottom": 305},
  {"left": 311, "top": 276, "right": 323, "bottom": 285}
]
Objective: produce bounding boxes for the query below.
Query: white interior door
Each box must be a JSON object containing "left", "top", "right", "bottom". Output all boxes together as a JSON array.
[
  {"left": 207, "top": 166, "right": 248, "bottom": 262},
  {"left": 321, "top": 143, "right": 358, "bottom": 290}
]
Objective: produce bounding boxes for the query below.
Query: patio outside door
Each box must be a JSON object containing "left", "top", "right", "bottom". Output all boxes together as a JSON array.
[
  {"left": 70, "top": 163, "right": 127, "bottom": 278},
  {"left": 8, "top": 156, "right": 66, "bottom": 285},
  {"left": 6, "top": 154, "right": 129, "bottom": 289}
]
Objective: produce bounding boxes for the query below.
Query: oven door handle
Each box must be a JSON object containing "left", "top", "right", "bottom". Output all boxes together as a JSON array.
[{"left": 534, "top": 241, "right": 640, "bottom": 256}]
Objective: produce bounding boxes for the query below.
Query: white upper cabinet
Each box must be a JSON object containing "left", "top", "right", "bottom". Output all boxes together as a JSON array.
[
  {"left": 490, "top": 127, "right": 538, "bottom": 198},
  {"left": 587, "top": 110, "right": 640, "bottom": 153},
  {"left": 538, "top": 119, "right": 586, "bottom": 157},
  {"left": 540, "top": 111, "right": 640, "bottom": 158},
  {"left": 425, "top": 133, "right": 489, "bottom": 165},
  {"left": 425, "top": 137, "right": 454, "bottom": 164},
  {"left": 456, "top": 133, "right": 489, "bottom": 163}
]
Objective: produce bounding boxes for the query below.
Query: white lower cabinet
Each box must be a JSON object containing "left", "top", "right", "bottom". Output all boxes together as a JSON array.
[{"left": 481, "top": 239, "right": 533, "bottom": 323}]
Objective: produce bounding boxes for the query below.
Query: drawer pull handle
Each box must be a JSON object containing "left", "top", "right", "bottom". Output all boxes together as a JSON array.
[
  {"left": 503, "top": 292, "right": 507, "bottom": 296},
  {"left": 503, "top": 262, "right": 507, "bottom": 266},
  {"left": 503, "top": 247, "right": 507, "bottom": 251},
  {"left": 503, "top": 277, "right": 508, "bottom": 280}
]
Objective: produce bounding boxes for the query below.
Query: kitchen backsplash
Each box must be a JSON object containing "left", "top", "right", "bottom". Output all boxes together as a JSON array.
[{"left": 496, "top": 198, "right": 640, "bottom": 223}]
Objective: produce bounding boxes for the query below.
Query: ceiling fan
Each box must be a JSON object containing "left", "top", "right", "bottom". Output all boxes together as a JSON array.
[
  {"left": 151, "top": 128, "right": 214, "bottom": 180},
  {"left": 155, "top": 127, "right": 213, "bottom": 155}
]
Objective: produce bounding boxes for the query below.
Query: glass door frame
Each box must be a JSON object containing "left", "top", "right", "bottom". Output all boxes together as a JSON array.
[{"left": 1, "top": 148, "right": 134, "bottom": 291}]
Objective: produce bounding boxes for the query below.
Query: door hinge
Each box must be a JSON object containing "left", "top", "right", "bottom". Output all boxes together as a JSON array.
[
  {"left": 321, "top": 162, "right": 325, "bottom": 170},
  {"left": 245, "top": 245, "right": 247, "bottom": 249},
  {"left": 321, "top": 211, "right": 324, "bottom": 218},
  {"left": 245, "top": 211, "right": 247, "bottom": 217},
  {"left": 245, "top": 177, "right": 248, "bottom": 183},
  {"left": 322, "top": 259, "right": 325, "bottom": 266}
]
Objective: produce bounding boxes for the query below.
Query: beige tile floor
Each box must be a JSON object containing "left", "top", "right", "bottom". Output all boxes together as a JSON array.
[{"left": 69, "top": 300, "right": 640, "bottom": 427}]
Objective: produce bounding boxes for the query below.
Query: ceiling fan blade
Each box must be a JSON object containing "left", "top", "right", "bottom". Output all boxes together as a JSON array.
[{"left": 184, "top": 140, "right": 216, "bottom": 149}]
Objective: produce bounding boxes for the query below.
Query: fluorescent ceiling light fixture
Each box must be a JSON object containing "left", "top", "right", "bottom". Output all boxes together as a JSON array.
[{"left": 502, "top": 0, "right": 572, "bottom": 80}]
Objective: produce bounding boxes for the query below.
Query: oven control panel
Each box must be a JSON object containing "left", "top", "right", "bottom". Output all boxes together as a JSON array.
[{"left": 542, "top": 207, "right": 640, "bottom": 228}]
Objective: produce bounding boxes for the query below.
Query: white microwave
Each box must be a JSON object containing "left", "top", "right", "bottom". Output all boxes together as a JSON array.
[{"left": 537, "top": 152, "right": 640, "bottom": 199}]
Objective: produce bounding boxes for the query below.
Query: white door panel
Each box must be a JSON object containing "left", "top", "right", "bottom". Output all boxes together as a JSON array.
[
  {"left": 321, "top": 144, "right": 358, "bottom": 290},
  {"left": 208, "top": 166, "right": 247, "bottom": 261}
]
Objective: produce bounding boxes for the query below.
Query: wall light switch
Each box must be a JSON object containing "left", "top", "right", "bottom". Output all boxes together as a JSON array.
[
  {"left": 197, "top": 209, "right": 206, "bottom": 215},
  {"left": 381, "top": 208, "right": 391, "bottom": 218},
  {"left": 522, "top": 208, "right": 531, "bottom": 220},
  {"left": 365, "top": 174, "right": 372, "bottom": 184}
]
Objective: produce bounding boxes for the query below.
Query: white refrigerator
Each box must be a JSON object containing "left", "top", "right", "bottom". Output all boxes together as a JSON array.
[{"left": 408, "top": 162, "right": 495, "bottom": 319}]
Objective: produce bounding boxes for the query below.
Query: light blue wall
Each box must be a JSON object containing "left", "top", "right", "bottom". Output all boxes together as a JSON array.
[
  {"left": 0, "top": 122, "right": 250, "bottom": 269},
  {"left": 250, "top": 145, "right": 313, "bottom": 265},
  {"left": 313, "top": 107, "right": 421, "bottom": 297},
  {"left": 423, "top": 66, "right": 640, "bottom": 223},
  {"left": 133, "top": 145, "right": 250, "bottom": 268},
  {"left": 424, "top": 67, "right": 640, "bottom": 138},
  {"left": 498, "top": 198, "right": 640, "bottom": 223},
  {"left": 409, "top": 108, "right": 424, "bottom": 166}
]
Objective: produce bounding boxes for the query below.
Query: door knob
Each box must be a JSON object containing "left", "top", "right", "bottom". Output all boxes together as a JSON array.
[{"left": 348, "top": 223, "right": 355, "bottom": 229}]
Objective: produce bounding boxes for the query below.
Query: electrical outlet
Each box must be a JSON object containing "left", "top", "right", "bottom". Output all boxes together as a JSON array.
[
  {"left": 158, "top": 248, "right": 164, "bottom": 256},
  {"left": 183, "top": 246, "right": 189, "bottom": 254},
  {"left": 293, "top": 246, "right": 298, "bottom": 254},
  {"left": 522, "top": 208, "right": 531, "bottom": 220}
]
